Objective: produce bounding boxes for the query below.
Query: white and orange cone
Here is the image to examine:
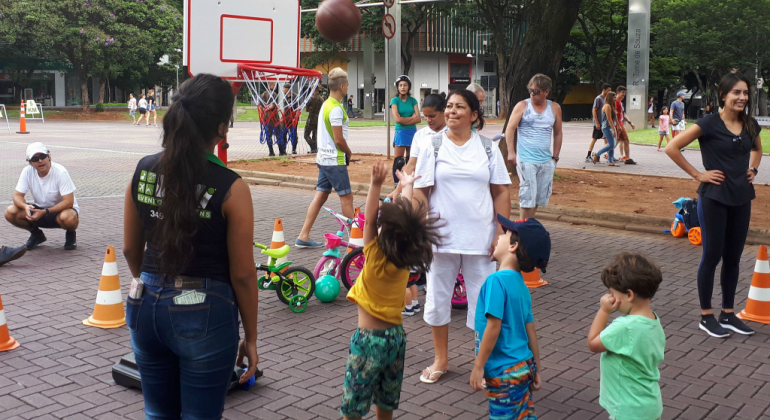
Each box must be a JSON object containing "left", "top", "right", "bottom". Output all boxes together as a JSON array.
[
  {"left": 83, "top": 246, "right": 126, "bottom": 328},
  {"left": 523, "top": 268, "right": 548, "bottom": 289},
  {"left": 347, "top": 220, "right": 364, "bottom": 255},
  {"left": 738, "top": 245, "right": 770, "bottom": 324},
  {"left": 269, "top": 218, "right": 287, "bottom": 266},
  {"left": 17, "top": 101, "right": 29, "bottom": 134},
  {"left": 0, "top": 293, "right": 20, "bottom": 352}
]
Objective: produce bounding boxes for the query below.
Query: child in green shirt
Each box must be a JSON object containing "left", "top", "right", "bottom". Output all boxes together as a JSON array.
[{"left": 587, "top": 253, "right": 666, "bottom": 420}]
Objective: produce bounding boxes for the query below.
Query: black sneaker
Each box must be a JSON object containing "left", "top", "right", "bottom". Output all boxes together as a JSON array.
[
  {"left": 64, "top": 231, "right": 77, "bottom": 251},
  {"left": 0, "top": 245, "right": 27, "bottom": 266},
  {"left": 25, "top": 229, "right": 47, "bottom": 250},
  {"left": 719, "top": 312, "right": 754, "bottom": 335},
  {"left": 699, "top": 315, "right": 730, "bottom": 338}
]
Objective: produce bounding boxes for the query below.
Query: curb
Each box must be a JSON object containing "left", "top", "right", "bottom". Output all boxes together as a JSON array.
[{"left": 233, "top": 168, "right": 770, "bottom": 245}]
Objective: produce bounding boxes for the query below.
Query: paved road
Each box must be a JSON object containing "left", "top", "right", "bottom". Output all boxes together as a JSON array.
[
  {"left": 1, "top": 179, "right": 769, "bottom": 419},
  {"left": 2, "top": 121, "right": 767, "bottom": 207}
]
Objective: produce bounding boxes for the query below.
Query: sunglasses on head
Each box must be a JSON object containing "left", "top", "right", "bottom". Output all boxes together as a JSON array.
[
  {"left": 528, "top": 88, "right": 542, "bottom": 96},
  {"left": 28, "top": 153, "right": 49, "bottom": 163},
  {"left": 732, "top": 137, "right": 748, "bottom": 155}
]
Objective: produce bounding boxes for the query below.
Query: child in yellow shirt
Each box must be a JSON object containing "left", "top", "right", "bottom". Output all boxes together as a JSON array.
[{"left": 341, "top": 161, "right": 441, "bottom": 420}]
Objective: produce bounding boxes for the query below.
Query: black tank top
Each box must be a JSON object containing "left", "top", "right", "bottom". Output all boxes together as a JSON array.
[{"left": 131, "top": 152, "right": 241, "bottom": 283}]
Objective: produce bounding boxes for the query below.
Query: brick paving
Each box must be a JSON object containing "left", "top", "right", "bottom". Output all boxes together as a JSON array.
[{"left": 0, "top": 121, "right": 769, "bottom": 419}]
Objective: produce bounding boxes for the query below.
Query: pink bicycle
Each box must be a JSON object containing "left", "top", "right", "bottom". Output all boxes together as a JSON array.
[{"left": 313, "top": 206, "right": 366, "bottom": 290}]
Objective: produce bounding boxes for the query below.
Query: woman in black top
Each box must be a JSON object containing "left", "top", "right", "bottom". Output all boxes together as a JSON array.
[
  {"left": 666, "top": 73, "right": 763, "bottom": 338},
  {"left": 146, "top": 89, "right": 158, "bottom": 127},
  {"left": 123, "top": 74, "right": 260, "bottom": 418}
]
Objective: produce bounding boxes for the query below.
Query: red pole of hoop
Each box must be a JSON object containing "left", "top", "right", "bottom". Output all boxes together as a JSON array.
[{"left": 218, "top": 82, "right": 243, "bottom": 166}]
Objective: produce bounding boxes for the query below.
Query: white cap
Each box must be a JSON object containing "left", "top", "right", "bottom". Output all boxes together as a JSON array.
[{"left": 26, "top": 142, "right": 48, "bottom": 160}]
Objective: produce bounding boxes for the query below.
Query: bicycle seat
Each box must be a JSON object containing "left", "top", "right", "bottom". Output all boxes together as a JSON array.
[{"left": 261, "top": 245, "right": 290, "bottom": 259}]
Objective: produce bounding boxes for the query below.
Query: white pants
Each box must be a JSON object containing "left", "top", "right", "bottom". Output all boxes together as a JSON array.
[{"left": 424, "top": 253, "right": 496, "bottom": 329}]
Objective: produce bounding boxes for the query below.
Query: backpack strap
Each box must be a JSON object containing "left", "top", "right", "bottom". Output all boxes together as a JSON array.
[
  {"left": 432, "top": 132, "right": 494, "bottom": 162},
  {"left": 432, "top": 133, "right": 443, "bottom": 158}
]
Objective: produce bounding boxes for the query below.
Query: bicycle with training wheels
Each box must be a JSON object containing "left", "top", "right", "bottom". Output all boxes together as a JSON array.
[
  {"left": 313, "top": 206, "right": 366, "bottom": 290},
  {"left": 254, "top": 242, "right": 315, "bottom": 313}
]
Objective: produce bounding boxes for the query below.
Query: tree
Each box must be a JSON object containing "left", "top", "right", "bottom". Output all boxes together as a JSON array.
[
  {"left": 400, "top": 2, "right": 456, "bottom": 75},
  {"left": 570, "top": 0, "right": 628, "bottom": 92}
]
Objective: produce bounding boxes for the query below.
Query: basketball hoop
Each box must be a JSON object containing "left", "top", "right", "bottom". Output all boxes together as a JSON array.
[{"left": 238, "top": 64, "right": 322, "bottom": 154}]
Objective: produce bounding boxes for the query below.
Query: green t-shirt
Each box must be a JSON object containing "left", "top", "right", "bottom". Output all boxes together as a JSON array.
[
  {"left": 600, "top": 313, "right": 665, "bottom": 420},
  {"left": 390, "top": 96, "right": 419, "bottom": 130}
]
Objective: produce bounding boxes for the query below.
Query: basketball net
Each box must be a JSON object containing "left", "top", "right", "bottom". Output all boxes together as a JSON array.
[{"left": 238, "top": 64, "right": 322, "bottom": 152}]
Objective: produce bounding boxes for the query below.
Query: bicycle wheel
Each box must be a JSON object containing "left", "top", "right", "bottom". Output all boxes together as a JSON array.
[
  {"left": 313, "top": 256, "right": 340, "bottom": 279},
  {"left": 276, "top": 265, "right": 315, "bottom": 305},
  {"left": 340, "top": 247, "right": 365, "bottom": 290}
]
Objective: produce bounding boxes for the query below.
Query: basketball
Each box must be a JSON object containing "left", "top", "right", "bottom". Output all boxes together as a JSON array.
[{"left": 315, "top": 0, "right": 362, "bottom": 43}]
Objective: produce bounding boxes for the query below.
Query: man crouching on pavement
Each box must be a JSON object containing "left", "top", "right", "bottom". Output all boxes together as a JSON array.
[{"left": 4, "top": 142, "right": 80, "bottom": 250}]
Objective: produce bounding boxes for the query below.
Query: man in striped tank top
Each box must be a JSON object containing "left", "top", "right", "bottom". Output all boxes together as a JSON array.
[{"left": 504, "top": 74, "right": 563, "bottom": 219}]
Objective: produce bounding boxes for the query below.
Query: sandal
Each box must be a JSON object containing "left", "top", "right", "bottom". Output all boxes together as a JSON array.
[
  {"left": 420, "top": 367, "right": 447, "bottom": 384},
  {"left": 608, "top": 163, "right": 619, "bottom": 167},
  {"left": 592, "top": 153, "right": 599, "bottom": 164}
]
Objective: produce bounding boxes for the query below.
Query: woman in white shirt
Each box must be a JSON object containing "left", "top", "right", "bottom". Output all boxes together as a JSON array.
[{"left": 413, "top": 89, "right": 512, "bottom": 384}]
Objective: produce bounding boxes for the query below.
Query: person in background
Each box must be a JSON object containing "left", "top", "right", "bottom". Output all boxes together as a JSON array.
[
  {"left": 615, "top": 86, "right": 637, "bottom": 164},
  {"left": 656, "top": 106, "right": 670, "bottom": 152},
  {"left": 586, "top": 84, "right": 612, "bottom": 162},
  {"left": 467, "top": 83, "right": 487, "bottom": 109},
  {"left": 146, "top": 89, "right": 158, "bottom": 127},
  {"left": 505, "top": 73, "right": 563, "bottom": 220},
  {"left": 470, "top": 216, "right": 550, "bottom": 419},
  {"left": 666, "top": 73, "right": 762, "bottom": 338},
  {"left": 413, "top": 89, "right": 511, "bottom": 385},
  {"left": 122, "top": 74, "right": 260, "bottom": 418},
  {"left": 347, "top": 94, "right": 357, "bottom": 119},
  {"left": 128, "top": 93, "right": 137, "bottom": 124},
  {"left": 0, "top": 245, "right": 26, "bottom": 267},
  {"left": 135, "top": 94, "right": 148, "bottom": 126},
  {"left": 304, "top": 86, "right": 324, "bottom": 154},
  {"left": 587, "top": 253, "right": 665, "bottom": 420},
  {"left": 5, "top": 142, "right": 80, "bottom": 250},
  {"left": 390, "top": 75, "right": 421, "bottom": 183},
  {"left": 261, "top": 82, "right": 285, "bottom": 157},
  {"left": 593, "top": 91, "right": 620, "bottom": 167},
  {"left": 296, "top": 68, "right": 354, "bottom": 248},
  {"left": 647, "top": 96, "right": 656, "bottom": 128},
  {"left": 670, "top": 91, "right": 686, "bottom": 138},
  {"left": 280, "top": 83, "right": 298, "bottom": 155}
]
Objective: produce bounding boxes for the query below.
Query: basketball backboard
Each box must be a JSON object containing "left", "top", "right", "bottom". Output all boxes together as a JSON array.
[{"left": 184, "top": 0, "right": 301, "bottom": 81}]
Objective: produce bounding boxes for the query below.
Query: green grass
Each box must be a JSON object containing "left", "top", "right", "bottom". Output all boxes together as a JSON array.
[
  {"left": 235, "top": 156, "right": 292, "bottom": 164},
  {"left": 3, "top": 110, "right": 64, "bottom": 118}
]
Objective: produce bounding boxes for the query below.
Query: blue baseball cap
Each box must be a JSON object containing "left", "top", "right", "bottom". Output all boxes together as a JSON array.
[
  {"left": 496, "top": 215, "right": 551, "bottom": 270},
  {"left": 677, "top": 91, "right": 686, "bottom": 97}
]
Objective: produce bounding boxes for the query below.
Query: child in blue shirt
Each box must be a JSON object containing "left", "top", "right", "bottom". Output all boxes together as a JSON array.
[{"left": 470, "top": 215, "right": 551, "bottom": 420}]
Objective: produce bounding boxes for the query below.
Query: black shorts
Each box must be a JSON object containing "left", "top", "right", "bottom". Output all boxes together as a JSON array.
[
  {"left": 29, "top": 204, "right": 78, "bottom": 229},
  {"left": 407, "top": 272, "right": 423, "bottom": 288},
  {"left": 139, "top": 108, "right": 147, "bottom": 114},
  {"left": 592, "top": 127, "right": 604, "bottom": 140}
]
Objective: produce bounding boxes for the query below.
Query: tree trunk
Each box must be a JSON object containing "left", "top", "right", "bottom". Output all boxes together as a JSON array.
[
  {"left": 500, "top": 0, "right": 582, "bottom": 173},
  {"left": 80, "top": 75, "right": 90, "bottom": 112},
  {"left": 99, "top": 79, "right": 106, "bottom": 104}
]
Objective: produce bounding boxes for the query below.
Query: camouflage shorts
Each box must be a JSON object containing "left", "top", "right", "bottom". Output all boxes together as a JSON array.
[{"left": 340, "top": 325, "right": 406, "bottom": 418}]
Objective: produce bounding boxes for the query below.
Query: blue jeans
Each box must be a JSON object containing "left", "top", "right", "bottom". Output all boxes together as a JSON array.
[
  {"left": 597, "top": 127, "right": 617, "bottom": 163},
  {"left": 128, "top": 273, "right": 240, "bottom": 420}
]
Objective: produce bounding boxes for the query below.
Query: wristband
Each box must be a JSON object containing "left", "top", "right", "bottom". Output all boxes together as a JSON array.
[{"left": 45, "top": 208, "right": 49, "bottom": 216}]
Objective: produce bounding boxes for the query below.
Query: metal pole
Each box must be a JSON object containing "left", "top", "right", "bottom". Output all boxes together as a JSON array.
[
  {"left": 385, "top": 29, "right": 391, "bottom": 160},
  {"left": 475, "top": 33, "right": 478, "bottom": 85},
  {"left": 176, "top": 65, "right": 179, "bottom": 92}
]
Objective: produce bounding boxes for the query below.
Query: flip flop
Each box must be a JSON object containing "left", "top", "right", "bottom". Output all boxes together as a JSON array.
[{"left": 420, "top": 367, "right": 447, "bottom": 384}]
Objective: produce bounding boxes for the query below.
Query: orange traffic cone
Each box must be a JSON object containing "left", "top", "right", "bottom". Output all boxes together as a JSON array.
[
  {"left": 269, "top": 218, "right": 287, "bottom": 266},
  {"left": 17, "top": 101, "right": 29, "bottom": 134},
  {"left": 348, "top": 220, "right": 364, "bottom": 254},
  {"left": 83, "top": 246, "right": 126, "bottom": 328},
  {"left": 738, "top": 245, "right": 770, "bottom": 324},
  {"left": 523, "top": 269, "right": 548, "bottom": 289},
  {"left": 0, "top": 293, "right": 20, "bottom": 352}
]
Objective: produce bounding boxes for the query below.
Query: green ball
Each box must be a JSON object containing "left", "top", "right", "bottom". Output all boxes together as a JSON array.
[{"left": 315, "top": 274, "right": 341, "bottom": 303}]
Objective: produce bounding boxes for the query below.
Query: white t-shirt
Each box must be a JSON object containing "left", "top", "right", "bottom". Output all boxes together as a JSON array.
[
  {"left": 316, "top": 98, "right": 349, "bottom": 166},
  {"left": 414, "top": 132, "right": 511, "bottom": 254},
  {"left": 138, "top": 98, "right": 147, "bottom": 109},
  {"left": 411, "top": 125, "right": 448, "bottom": 158},
  {"left": 128, "top": 98, "right": 136, "bottom": 110},
  {"left": 15, "top": 163, "right": 80, "bottom": 212}
]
